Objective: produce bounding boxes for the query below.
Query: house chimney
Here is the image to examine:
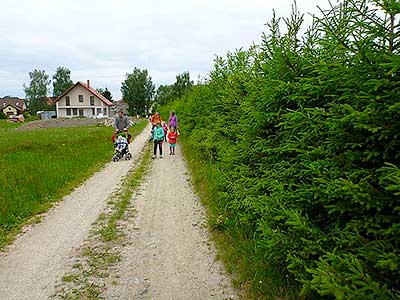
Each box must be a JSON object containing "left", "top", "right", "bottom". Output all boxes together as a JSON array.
[{"left": 87, "top": 80, "right": 90, "bottom": 88}]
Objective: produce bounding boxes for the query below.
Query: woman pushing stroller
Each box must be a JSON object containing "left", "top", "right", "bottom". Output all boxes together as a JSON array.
[{"left": 111, "top": 111, "right": 133, "bottom": 162}]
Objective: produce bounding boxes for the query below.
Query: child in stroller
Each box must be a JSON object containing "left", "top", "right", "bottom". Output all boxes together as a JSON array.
[{"left": 112, "top": 130, "right": 132, "bottom": 162}]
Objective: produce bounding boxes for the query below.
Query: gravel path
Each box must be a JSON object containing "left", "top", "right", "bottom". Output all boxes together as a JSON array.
[
  {"left": 103, "top": 145, "right": 237, "bottom": 300},
  {"left": 0, "top": 124, "right": 151, "bottom": 300}
]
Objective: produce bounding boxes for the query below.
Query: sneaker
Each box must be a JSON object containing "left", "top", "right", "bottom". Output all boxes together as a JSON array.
[
  {"left": 152, "top": 155, "right": 156, "bottom": 159},
  {"left": 160, "top": 155, "right": 163, "bottom": 158}
]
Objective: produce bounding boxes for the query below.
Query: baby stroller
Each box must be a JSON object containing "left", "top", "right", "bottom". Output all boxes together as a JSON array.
[
  {"left": 112, "top": 131, "right": 132, "bottom": 162},
  {"left": 148, "top": 126, "right": 155, "bottom": 142}
]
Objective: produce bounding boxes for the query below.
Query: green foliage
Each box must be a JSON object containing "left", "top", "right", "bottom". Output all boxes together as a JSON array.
[
  {"left": 23, "top": 69, "right": 50, "bottom": 114},
  {"left": 96, "top": 87, "right": 113, "bottom": 101},
  {"left": 0, "top": 111, "right": 6, "bottom": 119},
  {"left": 161, "top": 1, "right": 400, "bottom": 299},
  {"left": 0, "top": 120, "right": 20, "bottom": 129},
  {"left": 173, "top": 71, "right": 193, "bottom": 98},
  {"left": 121, "top": 68, "right": 155, "bottom": 116},
  {"left": 52, "top": 66, "right": 73, "bottom": 97},
  {"left": 155, "top": 72, "right": 193, "bottom": 107},
  {"left": 155, "top": 84, "right": 175, "bottom": 105}
]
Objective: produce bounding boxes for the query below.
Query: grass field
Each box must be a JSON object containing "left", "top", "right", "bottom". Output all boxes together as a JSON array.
[
  {"left": 0, "top": 120, "right": 22, "bottom": 130},
  {"left": 0, "top": 119, "right": 147, "bottom": 248}
]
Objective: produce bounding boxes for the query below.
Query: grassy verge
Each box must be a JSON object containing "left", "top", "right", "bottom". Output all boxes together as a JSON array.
[
  {"left": 0, "top": 119, "right": 147, "bottom": 249},
  {"left": 98, "top": 147, "right": 151, "bottom": 243},
  {"left": 157, "top": 105, "right": 295, "bottom": 299},
  {"left": 0, "top": 117, "right": 38, "bottom": 129},
  {"left": 53, "top": 145, "right": 152, "bottom": 300},
  {"left": 176, "top": 135, "right": 296, "bottom": 300}
]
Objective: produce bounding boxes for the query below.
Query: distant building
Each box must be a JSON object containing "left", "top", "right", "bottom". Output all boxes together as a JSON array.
[
  {"left": 47, "top": 97, "right": 57, "bottom": 107},
  {"left": 54, "top": 80, "right": 113, "bottom": 118},
  {"left": 1, "top": 97, "right": 26, "bottom": 116}
]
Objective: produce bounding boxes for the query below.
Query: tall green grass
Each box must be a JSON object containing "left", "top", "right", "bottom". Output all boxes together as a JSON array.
[
  {"left": 0, "top": 118, "right": 38, "bottom": 130},
  {"left": 0, "top": 120, "right": 22, "bottom": 130},
  {"left": 0, "top": 119, "right": 147, "bottom": 247}
]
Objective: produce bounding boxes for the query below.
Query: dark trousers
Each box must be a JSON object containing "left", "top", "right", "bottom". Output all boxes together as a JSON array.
[{"left": 154, "top": 140, "right": 163, "bottom": 156}]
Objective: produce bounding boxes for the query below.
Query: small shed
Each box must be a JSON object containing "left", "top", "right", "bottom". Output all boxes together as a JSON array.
[{"left": 37, "top": 111, "right": 57, "bottom": 120}]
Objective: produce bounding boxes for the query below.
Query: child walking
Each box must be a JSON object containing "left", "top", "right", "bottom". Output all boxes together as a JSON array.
[
  {"left": 167, "top": 126, "right": 179, "bottom": 155},
  {"left": 152, "top": 122, "right": 165, "bottom": 158},
  {"left": 162, "top": 121, "right": 168, "bottom": 142}
]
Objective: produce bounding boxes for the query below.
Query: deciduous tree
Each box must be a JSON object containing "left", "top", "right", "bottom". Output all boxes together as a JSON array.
[
  {"left": 23, "top": 69, "right": 51, "bottom": 114},
  {"left": 96, "top": 87, "right": 113, "bottom": 101},
  {"left": 155, "top": 84, "right": 174, "bottom": 105},
  {"left": 52, "top": 67, "right": 73, "bottom": 97},
  {"left": 173, "top": 71, "right": 193, "bottom": 98},
  {"left": 121, "top": 68, "right": 155, "bottom": 115}
]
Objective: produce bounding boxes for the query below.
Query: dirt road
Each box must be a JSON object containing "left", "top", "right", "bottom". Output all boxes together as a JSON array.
[
  {"left": 103, "top": 148, "right": 237, "bottom": 300},
  {"left": 0, "top": 125, "right": 237, "bottom": 299}
]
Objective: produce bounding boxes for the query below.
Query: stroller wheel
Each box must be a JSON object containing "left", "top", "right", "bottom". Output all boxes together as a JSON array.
[
  {"left": 112, "top": 156, "right": 119, "bottom": 162},
  {"left": 125, "top": 153, "right": 132, "bottom": 160}
]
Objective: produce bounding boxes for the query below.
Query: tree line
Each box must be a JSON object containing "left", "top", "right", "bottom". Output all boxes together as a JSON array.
[
  {"left": 121, "top": 69, "right": 193, "bottom": 116},
  {"left": 23, "top": 66, "right": 193, "bottom": 116}
]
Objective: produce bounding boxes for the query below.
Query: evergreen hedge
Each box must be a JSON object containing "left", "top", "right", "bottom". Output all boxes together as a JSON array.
[{"left": 163, "top": 0, "right": 400, "bottom": 299}]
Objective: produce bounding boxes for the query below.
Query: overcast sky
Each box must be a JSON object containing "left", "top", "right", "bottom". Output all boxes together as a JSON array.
[{"left": 0, "top": 0, "right": 330, "bottom": 99}]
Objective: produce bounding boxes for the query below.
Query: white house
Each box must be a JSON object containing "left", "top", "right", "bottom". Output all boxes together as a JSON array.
[{"left": 55, "top": 80, "right": 113, "bottom": 118}]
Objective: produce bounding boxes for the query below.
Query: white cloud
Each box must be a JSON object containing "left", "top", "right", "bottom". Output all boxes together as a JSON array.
[{"left": 0, "top": 0, "right": 331, "bottom": 99}]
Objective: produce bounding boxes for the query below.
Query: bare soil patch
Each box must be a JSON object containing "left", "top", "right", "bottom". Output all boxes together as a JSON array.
[{"left": 16, "top": 118, "right": 107, "bottom": 131}]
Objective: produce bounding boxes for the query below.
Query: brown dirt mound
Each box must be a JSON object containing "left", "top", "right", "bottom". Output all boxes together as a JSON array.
[{"left": 16, "top": 118, "right": 109, "bottom": 131}]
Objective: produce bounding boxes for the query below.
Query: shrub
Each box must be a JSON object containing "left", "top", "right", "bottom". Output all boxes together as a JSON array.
[
  {"left": 162, "top": 1, "right": 400, "bottom": 299},
  {"left": 0, "top": 111, "right": 7, "bottom": 119}
]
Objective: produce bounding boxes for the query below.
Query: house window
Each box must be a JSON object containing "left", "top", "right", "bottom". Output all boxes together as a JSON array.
[
  {"left": 66, "top": 96, "right": 70, "bottom": 106},
  {"left": 90, "top": 96, "right": 95, "bottom": 106},
  {"left": 66, "top": 108, "right": 71, "bottom": 116},
  {"left": 103, "top": 108, "right": 107, "bottom": 115},
  {"left": 79, "top": 109, "right": 84, "bottom": 117},
  {"left": 91, "top": 108, "right": 95, "bottom": 115},
  {"left": 96, "top": 108, "right": 101, "bottom": 115},
  {"left": 78, "top": 95, "right": 83, "bottom": 102},
  {"left": 72, "top": 108, "right": 78, "bottom": 116}
]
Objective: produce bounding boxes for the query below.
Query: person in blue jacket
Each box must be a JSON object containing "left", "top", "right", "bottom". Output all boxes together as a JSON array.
[{"left": 152, "top": 122, "right": 165, "bottom": 158}]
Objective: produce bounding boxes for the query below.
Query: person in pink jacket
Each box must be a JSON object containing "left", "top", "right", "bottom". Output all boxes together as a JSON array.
[{"left": 168, "top": 111, "right": 178, "bottom": 129}]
